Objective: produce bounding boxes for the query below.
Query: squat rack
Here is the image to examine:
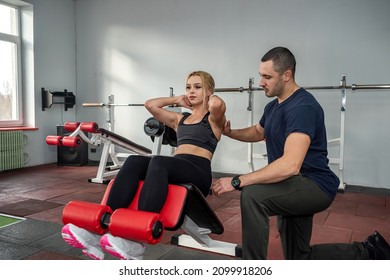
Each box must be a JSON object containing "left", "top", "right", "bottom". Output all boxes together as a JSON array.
[
  {"left": 215, "top": 75, "right": 390, "bottom": 191},
  {"left": 82, "top": 95, "right": 144, "bottom": 183}
]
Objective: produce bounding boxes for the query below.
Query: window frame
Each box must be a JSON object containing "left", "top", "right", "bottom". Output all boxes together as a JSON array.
[{"left": 0, "top": 1, "right": 23, "bottom": 127}]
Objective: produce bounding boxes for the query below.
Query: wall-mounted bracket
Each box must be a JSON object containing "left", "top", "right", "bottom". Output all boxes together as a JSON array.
[{"left": 41, "top": 87, "right": 76, "bottom": 111}]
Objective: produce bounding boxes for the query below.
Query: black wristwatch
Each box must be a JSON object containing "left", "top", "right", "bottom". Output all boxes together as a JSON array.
[{"left": 231, "top": 175, "right": 242, "bottom": 191}]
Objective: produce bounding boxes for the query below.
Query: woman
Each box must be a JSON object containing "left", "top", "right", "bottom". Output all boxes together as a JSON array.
[{"left": 62, "top": 71, "right": 226, "bottom": 260}]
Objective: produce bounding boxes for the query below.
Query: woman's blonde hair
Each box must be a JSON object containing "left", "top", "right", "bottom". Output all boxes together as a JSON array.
[{"left": 186, "top": 71, "right": 215, "bottom": 94}]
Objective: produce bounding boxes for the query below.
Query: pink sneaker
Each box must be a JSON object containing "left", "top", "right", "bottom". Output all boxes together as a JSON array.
[
  {"left": 61, "top": 223, "right": 104, "bottom": 260},
  {"left": 100, "top": 233, "right": 145, "bottom": 260}
]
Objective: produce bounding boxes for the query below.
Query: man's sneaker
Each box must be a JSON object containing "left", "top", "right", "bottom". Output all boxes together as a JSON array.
[
  {"left": 100, "top": 233, "right": 146, "bottom": 260},
  {"left": 61, "top": 223, "right": 104, "bottom": 260}
]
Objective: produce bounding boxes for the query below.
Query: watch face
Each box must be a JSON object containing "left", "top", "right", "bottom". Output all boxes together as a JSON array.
[{"left": 232, "top": 177, "right": 241, "bottom": 188}]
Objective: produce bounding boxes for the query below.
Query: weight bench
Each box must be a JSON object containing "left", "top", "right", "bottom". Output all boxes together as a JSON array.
[
  {"left": 62, "top": 180, "right": 242, "bottom": 258},
  {"left": 46, "top": 122, "right": 152, "bottom": 184}
]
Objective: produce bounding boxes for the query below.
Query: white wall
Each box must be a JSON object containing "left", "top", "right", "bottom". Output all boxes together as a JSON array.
[
  {"left": 21, "top": 0, "right": 77, "bottom": 166},
  {"left": 24, "top": 0, "right": 390, "bottom": 189}
]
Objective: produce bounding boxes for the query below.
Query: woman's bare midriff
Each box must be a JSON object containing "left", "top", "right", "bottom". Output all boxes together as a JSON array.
[{"left": 174, "top": 144, "right": 213, "bottom": 161}]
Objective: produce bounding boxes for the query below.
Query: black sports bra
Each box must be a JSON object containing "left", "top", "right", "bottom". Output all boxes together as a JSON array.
[{"left": 176, "top": 112, "right": 218, "bottom": 154}]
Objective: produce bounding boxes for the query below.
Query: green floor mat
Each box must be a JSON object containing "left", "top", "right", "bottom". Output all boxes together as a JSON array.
[{"left": 0, "top": 214, "right": 24, "bottom": 228}]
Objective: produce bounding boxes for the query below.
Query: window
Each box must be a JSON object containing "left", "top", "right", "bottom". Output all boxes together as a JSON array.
[{"left": 0, "top": 2, "right": 22, "bottom": 127}]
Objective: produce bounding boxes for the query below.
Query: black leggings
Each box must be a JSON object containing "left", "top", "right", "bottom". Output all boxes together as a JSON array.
[{"left": 106, "top": 154, "right": 212, "bottom": 213}]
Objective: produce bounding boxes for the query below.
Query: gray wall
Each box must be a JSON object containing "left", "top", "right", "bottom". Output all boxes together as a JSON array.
[
  {"left": 21, "top": 0, "right": 76, "bottom": 166},
  {"left": 23, "top": 0, "right": 390, "bottom": 189}
]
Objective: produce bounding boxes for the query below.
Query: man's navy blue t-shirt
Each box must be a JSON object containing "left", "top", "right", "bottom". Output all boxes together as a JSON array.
[{"left": 259, "top": 87, "right": 340, "bottom": 199}]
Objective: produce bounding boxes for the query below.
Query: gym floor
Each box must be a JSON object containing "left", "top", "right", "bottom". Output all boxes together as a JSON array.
[{"left": 0, "top": 163, "right": 389, "bottom": 260}]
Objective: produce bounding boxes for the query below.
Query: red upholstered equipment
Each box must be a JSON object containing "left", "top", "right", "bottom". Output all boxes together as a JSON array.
[
  {"left": 45, "top": 135, "right": 81, "bottom": 147},
  {"left": 61, "top": 136, "right": 82, "bottom": 147},
  {"left": 64, "top": 122, "right": 80, "bottom": 132},
  {"left": 46, "top": 122, "right": 151, "bottom": 159},
  {"left": 62, "top": 180, "right": 190, "bottom": 244},
  {"left": 62, "top": 202, "right": 112, "bottom": 235},
  {"left": 45, "top": 121, "right": 82, "bottom": 147},
  {"left": 108, "top": 209, "right": 163, "bottom": 244},
  {"left": 101, "top": 180, "right": 188, "bottom": 230},
  {"left": 61, "top": 178, "right": 236, "bottom": 255},
  {"left": 80, "top": 122, "right": 99, "bottom": 133},
  {"left": 46, "top": 135, "right": 63, "bottom": 146}
]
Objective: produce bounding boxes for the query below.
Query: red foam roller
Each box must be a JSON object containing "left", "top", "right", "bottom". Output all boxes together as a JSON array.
[
  {"left": 46, "top": 135, "right": 63, "bottom": 146},
  {"left": 61, "top": 136, "right": 81, "bottom": 147},
  {"left": 109, "top": 209, "right": 163, "bottom": 244},
  {"left": 62, "top": 201, "right": 112, "bottom": 235},
  {"left": 64, "top": 122, "right": 80, "bottom": 132},
  {"left": 80, "top": 122, "right": 99, "bottom": 133}
]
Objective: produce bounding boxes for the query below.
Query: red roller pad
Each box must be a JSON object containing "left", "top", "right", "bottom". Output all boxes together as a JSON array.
[
  {"left": 46, "top": 135, "right": 63, "bottom": 146},
  {"left": 62, "top": 201, "right": 112, "bottom": 235},
  {"left": 80, "top": 122, "right": 99, "bottom": 133},
  {"left": 61, "top": 136, "right": 82, "bottom": 147},
  {"left": 64, "top": 122, "right": 80, "bottom": 132},
  {"left": 101, "top": 181, "right": 188, "bottom": 230},
  {"left": 109, "top": 209, "right": 163, "bottom": 244}
]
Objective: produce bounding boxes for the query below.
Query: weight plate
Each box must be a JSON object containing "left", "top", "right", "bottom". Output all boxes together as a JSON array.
[{"left": 144, "top": 117, "right": 164, "bottom": 137}]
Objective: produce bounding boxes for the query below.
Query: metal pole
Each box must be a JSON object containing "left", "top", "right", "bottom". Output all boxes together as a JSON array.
[
  {"left": 83, "top": 103, "right": 144, "bottom": 107},
  {"left": 338, "top": 75, "right": 347, "bottom": 191},
  {"left": 351, "top": 84, "right": 390, "bottom": 90},
  {"left": 107, "top": 95, "right": 114, "bottom": 131},
  {"left": 247, "top": 78, "right": 255, "bottom": 172},
  {"left": 169, "top": 87, "right": 175, "bottom": 156},
  {"left": 215, "top": 84, "right": 390, "bottom": 93},
  {"left": 214, "top": 87, "right": 246, "bottom": 93},
  {"left": 170, "top": 87, "right": 174, "bottom": 97}
]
